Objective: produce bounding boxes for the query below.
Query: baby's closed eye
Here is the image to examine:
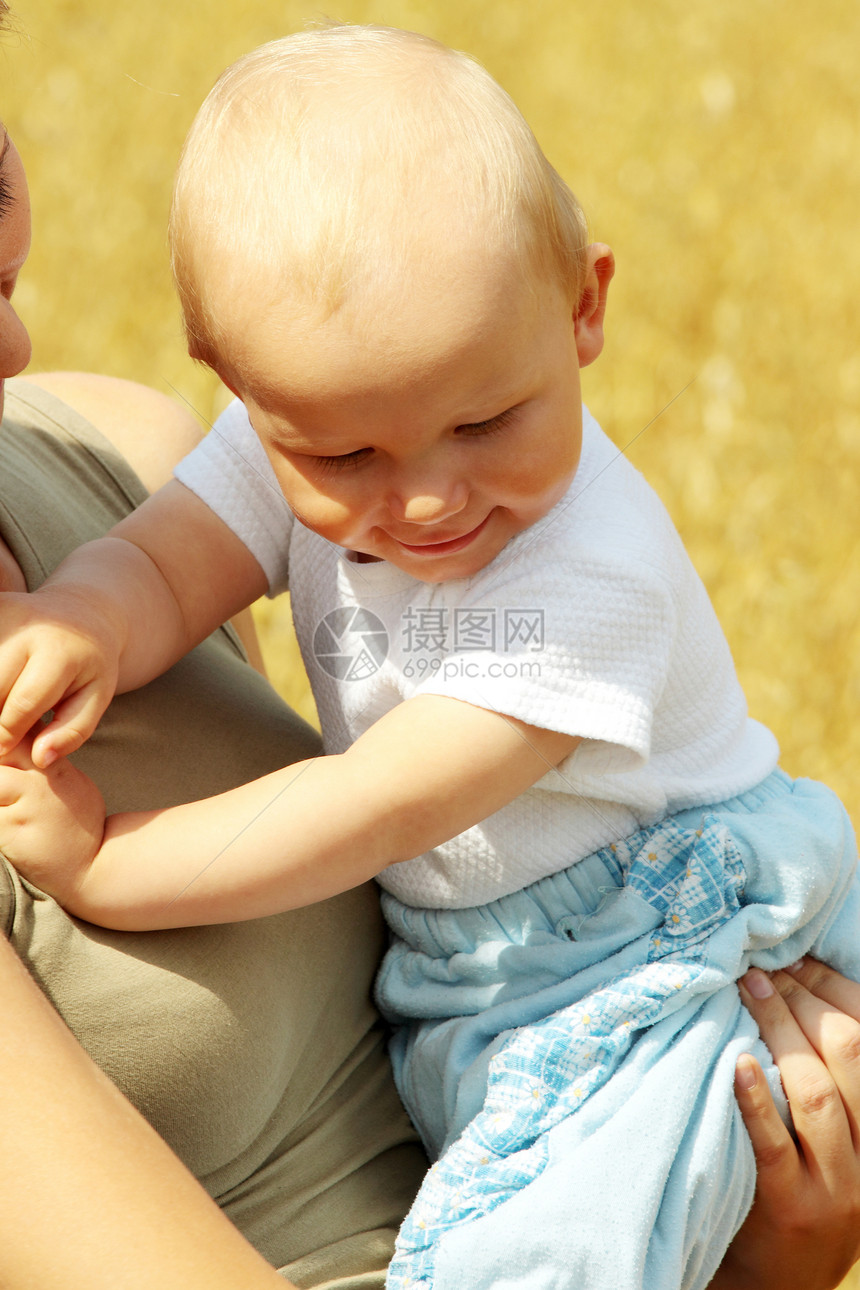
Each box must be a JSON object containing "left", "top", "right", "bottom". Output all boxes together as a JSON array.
[{"left": 455, "top": 406, "right": 521, "bottom": 436}]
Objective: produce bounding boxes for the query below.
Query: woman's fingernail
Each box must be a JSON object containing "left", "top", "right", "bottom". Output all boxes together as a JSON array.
[
  {"left": 735, "top": 1054, "right": 758, "bottom": 1091},
  {"left": 785, "top": 958, "right": 806, "bottom": 974},
  {"left": 38, "top": 748, "right": 58, "bottom": 768},
  {"left": 743, "top": 969, "right": 774, "bottom": 999}
]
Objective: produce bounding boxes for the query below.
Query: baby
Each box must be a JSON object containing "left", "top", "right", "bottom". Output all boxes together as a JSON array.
[{"left": 0, "top": 24, "right": 858, "bottom": 1290}]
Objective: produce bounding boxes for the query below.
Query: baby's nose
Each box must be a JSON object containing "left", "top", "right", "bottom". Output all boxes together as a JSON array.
[{"left": 390, "top": 480, "right": 469, "bottom": 525}]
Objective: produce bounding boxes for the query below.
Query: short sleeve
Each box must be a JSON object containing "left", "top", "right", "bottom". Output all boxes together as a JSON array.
[
  {"left": 174, "top": 399, "right": 293, "bottom": 595},
  {"left": 413, "top": 530, "right": 678, "bottom": 774}
]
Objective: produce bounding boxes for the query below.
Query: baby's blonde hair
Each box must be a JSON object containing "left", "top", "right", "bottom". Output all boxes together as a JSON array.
[{"left": 170, "top": 24, "right": 589, "bottom": 374}]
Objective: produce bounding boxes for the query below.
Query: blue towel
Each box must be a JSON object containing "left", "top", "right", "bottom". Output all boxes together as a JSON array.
[{"left": 377, "top": 771, "right": 860, "bottom": 1289}]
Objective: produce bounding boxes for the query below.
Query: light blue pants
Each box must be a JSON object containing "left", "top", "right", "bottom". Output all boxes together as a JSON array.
[{"left": 376, "top": 773, "right": 860, "bottom": 1290}]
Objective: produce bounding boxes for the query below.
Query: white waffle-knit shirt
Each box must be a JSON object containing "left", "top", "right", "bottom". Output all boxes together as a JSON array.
[{"left": 175, "top": 401, "right": 778, "bottom": 908}]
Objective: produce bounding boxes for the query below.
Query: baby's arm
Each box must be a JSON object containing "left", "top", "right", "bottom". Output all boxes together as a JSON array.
[
  {"left": 0, "top": 481, "right": 267, "bottom": 766},
  {"left": 12, "top": 694, "right": 579, "bottom": 931}
]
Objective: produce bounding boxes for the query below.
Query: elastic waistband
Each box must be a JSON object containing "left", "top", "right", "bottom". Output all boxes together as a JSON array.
[{"left": 381, "top": 771, "right": 797, "bottom": 958}]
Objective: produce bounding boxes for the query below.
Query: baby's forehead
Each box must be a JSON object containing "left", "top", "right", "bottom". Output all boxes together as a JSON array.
[
  {"left": 214, "top": 237, "right": 568, "bottom": 430},
  {"left": 228, "top": 235, "right": 544, "bottom": 375}
]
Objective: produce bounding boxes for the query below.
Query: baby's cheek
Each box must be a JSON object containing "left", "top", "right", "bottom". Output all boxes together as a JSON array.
[{"left": 290, "top": 491, "right": 362, "bottom": 546}]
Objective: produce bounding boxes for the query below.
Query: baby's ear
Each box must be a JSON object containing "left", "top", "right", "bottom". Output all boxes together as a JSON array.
[{"left": 574, "top": 244, "right": 614, "bottom": 368}]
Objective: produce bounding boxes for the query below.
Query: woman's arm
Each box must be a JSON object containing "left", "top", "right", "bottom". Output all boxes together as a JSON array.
[
  {"left": 0, "top": 930, "right": 292, "bottom": 1290},
  {"left": 712, "top": 961, "right": 860, "bottom": 1290}
]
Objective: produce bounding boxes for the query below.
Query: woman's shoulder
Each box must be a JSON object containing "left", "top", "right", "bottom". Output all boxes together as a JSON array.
[{"left": 18, "top": 372, "right": 204, "bottom": 493}]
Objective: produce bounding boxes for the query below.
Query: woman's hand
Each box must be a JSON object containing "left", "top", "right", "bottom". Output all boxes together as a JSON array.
[
  {"left": 0, "top": 730, "right": 105, "bottom": 896},
  {"left": 711, "top": 960, "right": 860, "bottom": 1290}
]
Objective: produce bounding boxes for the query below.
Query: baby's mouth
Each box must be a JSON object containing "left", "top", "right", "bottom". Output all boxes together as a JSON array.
[{"left": 394, "top": 514, "right": 491, "bottom": 556}]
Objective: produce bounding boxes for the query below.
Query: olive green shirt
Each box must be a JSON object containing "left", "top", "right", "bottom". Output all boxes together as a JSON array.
[{"left": 0, "top": 380, "right": 425, "bottom": 1287}]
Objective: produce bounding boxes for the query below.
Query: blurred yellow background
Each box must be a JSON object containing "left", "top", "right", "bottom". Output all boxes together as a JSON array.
[
  {"left": 4, "top": 9, "right": 860, "bottom": 799},
  {"left": 2, "top": 1, "right": 860, "bottom": 1283}
]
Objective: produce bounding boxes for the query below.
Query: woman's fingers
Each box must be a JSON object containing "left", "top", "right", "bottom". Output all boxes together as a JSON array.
[
  {"left": 728, "top": 970, "right": 860, "bottom": 1289},
  {"left": 732, "top": 1048, "right": 800, "bottom": 1196},
  {"left": 769, "top": 966, "right": 860, "bottom": 1149},
  {"left": 741, "top": 969, "right": 817, "bottom": 1069},
  {"left": 739, "top": 970, "right": 852, "bottom": 1183},
  {"left": 787, "top": 956, "right": 860, "bottom": 1023}
]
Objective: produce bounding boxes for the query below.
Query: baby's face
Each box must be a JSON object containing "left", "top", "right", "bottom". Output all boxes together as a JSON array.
[{"left": 221, "top": 250, "right": 589, "bottom": 583}]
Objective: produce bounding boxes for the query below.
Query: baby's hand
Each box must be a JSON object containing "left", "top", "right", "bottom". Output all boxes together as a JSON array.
[
  {"left": 0, "top": 731, "right": 106, "bottom": 902},
  {"left": 0, "top": 585, "right": 121, "bottom": 767}
]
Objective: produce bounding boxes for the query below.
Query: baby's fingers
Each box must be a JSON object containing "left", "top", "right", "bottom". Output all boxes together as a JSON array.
[
  {"left": 0, "top": 657, "right": 70, "bottom": 757},
  {"left": 29, "top": 681, "right": 112, "bottom": 767}
]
